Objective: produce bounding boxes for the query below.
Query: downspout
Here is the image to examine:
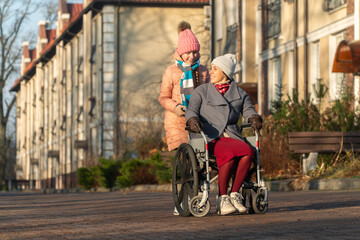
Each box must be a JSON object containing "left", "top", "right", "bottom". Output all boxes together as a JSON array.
[
  {"left": 294, "top": 0, "right": 298, "bottom": 94},
  {"left": 257, "top": 0, "right": 262, "bottom": 113},
  {"left": 238, "top": 0, "right": 242, "bottom": 83},
  {"left": 115, "top": 5, "right": 120, "bottom": 158},
  {"left": 261, "top": 0, "right": 268, "bottom": 115},
  {"left": 304, "top": 0, "right": 308, "bottom": 101},
  {"left": 355, "top": 0, "right": 359, "bottom": 112},
  {"left": 211, "top": 0, "right": 215, "bottom": 60}
]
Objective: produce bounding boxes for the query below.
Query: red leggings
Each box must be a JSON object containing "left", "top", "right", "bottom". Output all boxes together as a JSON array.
[
  {"left": 218, "top": 156, "right": 252, "bottom": 195},
  {"left": 209, "top": 137, "right": 254, "bottom": 195}
]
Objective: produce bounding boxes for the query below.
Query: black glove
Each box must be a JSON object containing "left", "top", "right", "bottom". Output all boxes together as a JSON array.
[
  {"left": 248, "top": 114, "right": 263, "bottom": 134},
  {"left": 187, "top": 117, "right": 203, "bottom": 133}
]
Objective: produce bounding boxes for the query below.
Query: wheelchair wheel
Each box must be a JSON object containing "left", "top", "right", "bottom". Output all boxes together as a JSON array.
[
  {"left": 251, "top": 191, "right": 268, "bottom": 214},
  {"left": 189, "top": 195, "right": 211, "bottom": 217},
  {"left": 172, "top": 143, "right": 199, "bottom": 217}
]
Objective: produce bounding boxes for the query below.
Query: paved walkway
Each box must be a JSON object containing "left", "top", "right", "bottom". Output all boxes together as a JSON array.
[{"left": 1, "top": 190, "right": 360, "bottom": 239}]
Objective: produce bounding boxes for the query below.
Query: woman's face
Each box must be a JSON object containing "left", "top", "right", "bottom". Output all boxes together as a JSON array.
[
  {"left": 180, "top": 51, "right": 200, "bottom": 65},
  {"left": 210, "top": 64, "right": 228, "bottom": 84}
]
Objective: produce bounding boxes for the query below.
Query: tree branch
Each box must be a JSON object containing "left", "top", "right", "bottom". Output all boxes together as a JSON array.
[{"left": 3, "top": 95, "right": 15, "bottom": 125}]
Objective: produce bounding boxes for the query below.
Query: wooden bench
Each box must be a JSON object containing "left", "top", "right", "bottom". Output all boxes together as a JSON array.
[{"left": 288, "top": 131, "right": 360, "bottom": 154}]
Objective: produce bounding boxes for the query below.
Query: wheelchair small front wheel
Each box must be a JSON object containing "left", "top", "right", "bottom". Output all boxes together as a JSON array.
[
  {"left": 251, "top": 192, "right": 268, "bottom": 214},
  {"left": 189, "top": 195, "right": 211, "bottom": 217}
]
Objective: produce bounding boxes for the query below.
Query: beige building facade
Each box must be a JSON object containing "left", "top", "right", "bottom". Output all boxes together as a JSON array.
[
  {"left": 214, "top": 0, "right": 359, "bottom": 114},
  {"left": 12, "top": 0, "right": 210, "bottom": 189}
]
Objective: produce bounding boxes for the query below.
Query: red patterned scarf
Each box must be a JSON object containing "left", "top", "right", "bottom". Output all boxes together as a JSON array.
[{"left": 214, "top": 82, "right": 230, "bottom": 95}]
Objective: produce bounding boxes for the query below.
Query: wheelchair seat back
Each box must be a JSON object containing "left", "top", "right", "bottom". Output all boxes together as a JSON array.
[
  {"left": 188, "top": 138, "right": 205, "bottom": 153},
  {"left": 245, "top": 136, "right": 256, "bottom": 148}
]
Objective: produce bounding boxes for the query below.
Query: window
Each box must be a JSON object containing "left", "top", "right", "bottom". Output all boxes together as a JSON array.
[
  {"left": 223, "top": 24, "right": 238, "bottom": 54},
  {"left": 40, "top": 87, "right": 44, "bottom": 102},
  {"left": 88, "top": 97, "right": 96, "bottom": 117},
  {"left": 215, "top": 0, "right": 224, "bottom": 41},
  {"left": 52, "top": 120, "right": 57, "bottom": 136},
  {"left": 60, "top": 115, "right": 66, "bottom": 130},
  {"left": 288, "top": 52, "right": 294, "bottom": 98},
  {"left": 32, "top": 93, "right": 36, "bottom": 107},
  {"left": 52, "top": 77, "right": 57, "bottom": 92},
  {"left": 16, "top": 106, "right": 21, "bottom": 118},
  {"left": 268, "top": 57, "right": 281, "bottom": 110},
  {"left": 267, "top": 0, "right": 281, "bottom": 38},
  {"left": 329, "top": 32, "right": 346, "bottom": 100},
  {"left": 32, "top": 131, "right": 36, "bottom": 144},
  {"left": 77, "top": 106, "right": 83, "bottom": 122},
  {"left": 23, "top": 102, "right": 27, "bottom": 114},
  {"left": 322, "top": 0, "right": 346, "bottom": 12},
  {"left": 39, "top": 127, "right": 44, "bottom": 141},
  {"left": 61, "top": 70, "right": 66, "bottom": 85},
  {"left": 310, "top": 41, "right": 320, "bottom": 103}
]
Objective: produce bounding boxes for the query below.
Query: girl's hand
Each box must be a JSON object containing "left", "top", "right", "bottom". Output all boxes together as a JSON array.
[{"left": 174, "top": 104, "right": 186, "bottom": 117}]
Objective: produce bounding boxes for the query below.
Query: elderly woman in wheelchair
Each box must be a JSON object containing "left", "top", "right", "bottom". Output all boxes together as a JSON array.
[{"left": 172, "top": 54, "right": 268, "bottom": 217}]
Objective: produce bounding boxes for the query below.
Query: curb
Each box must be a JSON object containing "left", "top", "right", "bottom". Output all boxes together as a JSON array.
[
  {"left": 124, "top": 177, "right": 360, "bottom": 193},
  {"left": 4, "top": 178, "right": 360, "bottom": 194}
]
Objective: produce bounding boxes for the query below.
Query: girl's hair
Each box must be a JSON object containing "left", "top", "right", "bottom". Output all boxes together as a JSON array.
[{"left": 193, "top": 67, "right": 200, "bottom": 88}]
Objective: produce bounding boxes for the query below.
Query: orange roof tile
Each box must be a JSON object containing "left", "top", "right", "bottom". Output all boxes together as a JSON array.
[
  {"left": 60, "top": 4, "right": 83, "bottom": 34},
  {"left": 10, "top": 78, "right": 20, "bottom": 92}
]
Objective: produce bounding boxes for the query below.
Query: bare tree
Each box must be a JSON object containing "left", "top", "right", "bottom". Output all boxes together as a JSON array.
[
  {"left": 0, "top": 0, "right": 38, "bottom": 188},
  {"left": 40, "top": 0, "right": 58, "bottom": 29}
]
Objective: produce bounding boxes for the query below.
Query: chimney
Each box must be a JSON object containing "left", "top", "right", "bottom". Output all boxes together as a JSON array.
[
  {"left": 21, "top": 42, "right": 31, "bottom": 75},
  {"left": 58, "top": 0, "right": 70, "bottom": 31},
  {"left": 37, "top": 21, "right": 48, "bottom": 56}
]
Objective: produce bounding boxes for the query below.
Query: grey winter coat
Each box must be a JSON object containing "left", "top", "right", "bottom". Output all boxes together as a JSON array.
[{"left": 185, "top": 81, "right": 258, "bottom": 142}]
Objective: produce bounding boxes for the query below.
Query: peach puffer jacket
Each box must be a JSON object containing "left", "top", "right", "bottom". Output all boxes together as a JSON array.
[{"left": 159, "top": 52, "right": 209, "bottom": 151}]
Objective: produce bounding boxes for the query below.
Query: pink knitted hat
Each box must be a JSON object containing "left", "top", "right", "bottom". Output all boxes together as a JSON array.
[{"left": 177, "top": 29, "right": 200, "bottom": 56}]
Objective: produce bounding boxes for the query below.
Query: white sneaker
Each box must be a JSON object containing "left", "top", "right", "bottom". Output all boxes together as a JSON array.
[
  {"left": 173, "top": 206, "right": 179, "bottom": 216},
  {"left": 216, "top": 195, "right": 236, "bottom": 215},
  {"left": 230, "top": 192, "right": 247, "bottom": 213}
]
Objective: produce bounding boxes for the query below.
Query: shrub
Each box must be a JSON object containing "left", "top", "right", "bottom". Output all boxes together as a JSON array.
[
  {"left": 147, "top": 152, "right": 172, "bottom": 184},
  {"left": 271, "top": 91, "right": 321, "bottom": 135},
  {"left": 78, "top": 167, "right": 97, "bottom": 190},
  {"left": 321, "top": 92, "right": 360, "bottom": 131},
  {"left": 310, "top": 151, "right": 360, "bottom": 179},
  {"left": 98, "top": 158, "right": 121, "bottom": 189},
  {"left": 260, "top": 115, "right": 300, "bottom": 179},
  {"left": 116, "top": 152, "right": 172, "bottom": 188},
  {"left": 260, "top": 87, "right": 360, "bottom": 180},
  {"left": 116, "top": 159, "right": 156, "bottom": 188}
]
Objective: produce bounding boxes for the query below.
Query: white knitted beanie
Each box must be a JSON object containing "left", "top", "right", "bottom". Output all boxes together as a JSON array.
[{"left": 211, "top": 54, "right": 237, "bottom": 79}]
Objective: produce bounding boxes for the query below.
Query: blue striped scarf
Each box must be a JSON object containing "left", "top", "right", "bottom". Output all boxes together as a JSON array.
[{"left": 176, "top": 59, "right": 200, "bottom": 108}]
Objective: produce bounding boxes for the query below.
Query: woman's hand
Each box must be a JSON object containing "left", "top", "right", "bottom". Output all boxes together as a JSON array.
[
  {"left": 174, "top": 104, "right": 186, "bottom": 117},
  {"left": 187, "top": 117, "right": 203, "bottom": 133},
  {"left": 248, "top": 114, "right": 263, "bottom": 134}
]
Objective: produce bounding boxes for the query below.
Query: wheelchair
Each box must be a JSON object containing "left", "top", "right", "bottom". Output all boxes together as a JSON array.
[{"left": 172, "top": 124, "right": 269, "bottom": 217}]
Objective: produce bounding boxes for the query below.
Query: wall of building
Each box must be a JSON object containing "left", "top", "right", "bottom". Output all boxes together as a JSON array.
[
  {"left": 15, "top": 2, "right": 210, "bottom": 190},
  {"left": 117, "top": 7, "right": 209, "bottom": 153}
]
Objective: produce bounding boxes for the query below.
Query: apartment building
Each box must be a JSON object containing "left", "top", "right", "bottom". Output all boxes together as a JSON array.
[
  {"left": 213, "top": 0, "right": 359, "bottom": 114},
  {"left": 11, "top": 0, "right": 210, "bottom": 189}
]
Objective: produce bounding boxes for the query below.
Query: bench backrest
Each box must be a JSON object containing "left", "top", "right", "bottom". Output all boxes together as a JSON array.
[{"left": 288, "top": 131, "right": 360, "bottom": 154}]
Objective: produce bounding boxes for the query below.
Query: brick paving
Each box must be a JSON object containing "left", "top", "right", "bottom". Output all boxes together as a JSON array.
[{"left": 0, "top": 190, "right": 360, "bottom": 239}]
